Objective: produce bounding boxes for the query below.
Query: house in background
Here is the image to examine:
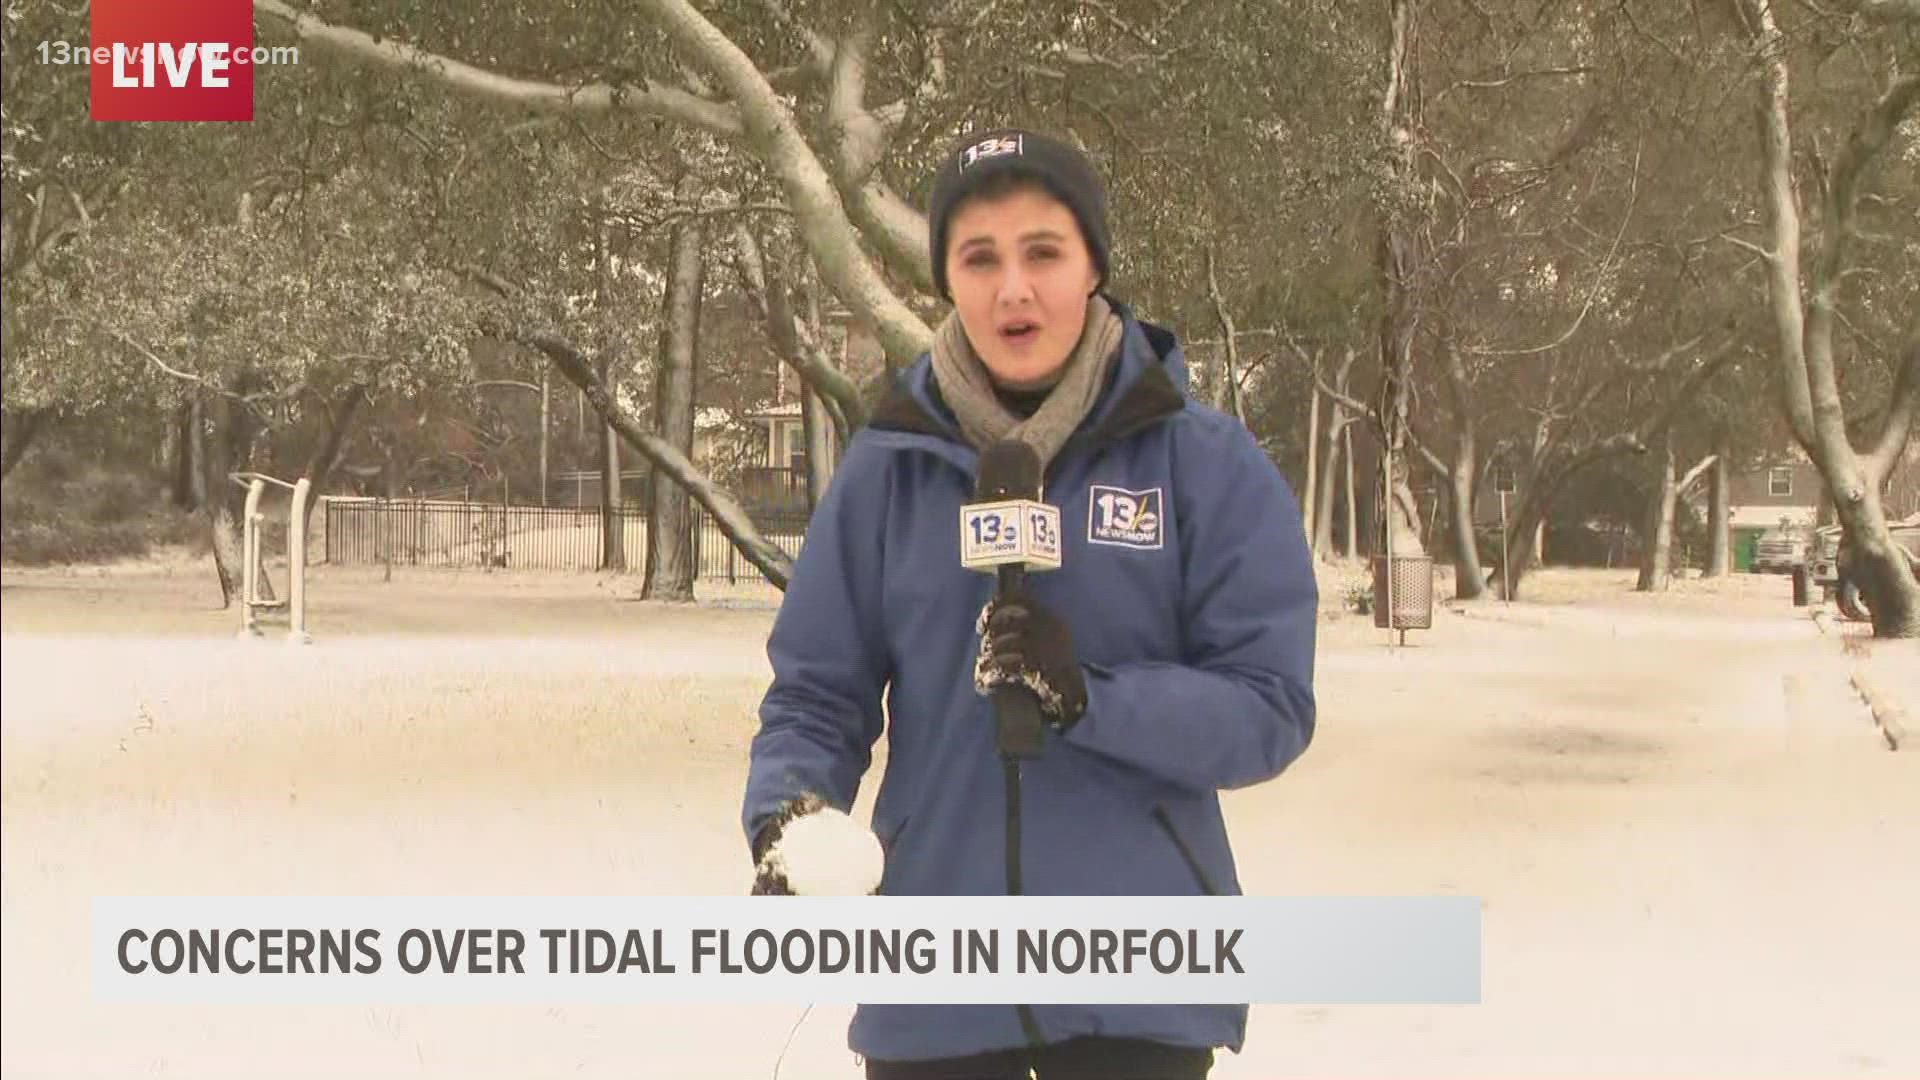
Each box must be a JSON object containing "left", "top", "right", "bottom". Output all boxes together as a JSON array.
[
  {"left": 1453, "top": 446, "right": 1828, "bottom": 571},
  {"left": 1717, "top": 452, "right": 1825, "bottom": 572},
  {"left": 1684, "top": 440, "right": 1919, "bottom": 571},
  {"left": 696, "top": 304, "right": 886, "bottom": 519},
  {"left": 548, "top": 302, "right": 889, "bottom": 519},
  {"left": 1885, "top": 441, "right": 1920, "bottom": 520},
  {"left": 734, "top": 399, "right": 833, "bottom": 516}
]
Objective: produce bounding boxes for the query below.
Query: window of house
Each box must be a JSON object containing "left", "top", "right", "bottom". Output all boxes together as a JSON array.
[{"left": 1769, "top": 466, "right": 1793, "bottom": 497}]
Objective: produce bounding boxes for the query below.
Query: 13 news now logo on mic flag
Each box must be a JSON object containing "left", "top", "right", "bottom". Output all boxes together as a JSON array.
[{"left": 90, "top": 0, "right": 255, "bottom": 122}]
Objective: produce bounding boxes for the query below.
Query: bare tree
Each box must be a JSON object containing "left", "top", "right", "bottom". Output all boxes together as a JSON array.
[
  {"left": 1205, "top": 247, "right": 1248, "bottom": 424},
  {"left": 1372, "top": 0, "right": 1430, "bottom": 559},
  {"left": 1739, "top": 0, "right": 1919, "bottom": 636},
  {"left": 1636, "top": 433, "right": 1718, "bottom": 593},
  {"left": 588, "top": 200, "right": 627, "bottom": 572},
  {"left": 1492, "top": 343, "right": 1737, "bottom": 598},
  {"left": 643, "top": 204, "right": 705, "bottom": 601},
  {"left": 464, "top": 265, "right": 799, "bottom": 587},
  {"left": 253, "top": 0, "right": 936, "bottom": 366},
  {"left": 1706, "top": 429, "right": 1733, "bottom": 577},
  {"left": 1311, "top": 349, "right": 1361, "bottom": 560}
]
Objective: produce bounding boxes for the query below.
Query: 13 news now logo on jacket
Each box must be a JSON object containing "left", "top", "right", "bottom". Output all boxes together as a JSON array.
[{"left": 90, "top": 0, "right": 254, "bottom": 122}]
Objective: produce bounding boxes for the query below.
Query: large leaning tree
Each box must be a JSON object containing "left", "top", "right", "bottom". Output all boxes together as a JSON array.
[{"left": 1737, "top": 0, "right": 1918, "bottom": 637}]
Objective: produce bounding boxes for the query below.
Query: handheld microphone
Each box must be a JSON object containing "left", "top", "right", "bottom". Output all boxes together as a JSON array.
[{"left": 963, "top": 440, "right": 1064, "bottom": 760}]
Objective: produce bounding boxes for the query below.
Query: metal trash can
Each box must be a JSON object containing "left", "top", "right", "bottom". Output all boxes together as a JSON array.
[
  {"left": 1791, "top": 565, "right": 1810, "bottom": 607},
  {"left": 1372, "top": 555, "right": 1435, "bottom": 632}
]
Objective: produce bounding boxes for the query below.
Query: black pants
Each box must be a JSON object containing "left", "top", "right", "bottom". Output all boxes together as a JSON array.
[{"left": 865, "top": 1036, "right": 1213, "bottom": 1080}]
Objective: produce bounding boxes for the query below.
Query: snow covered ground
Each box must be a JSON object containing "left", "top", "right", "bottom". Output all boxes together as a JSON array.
[{"left": 2, "top": 565, "right": 1914, "bottom": 1078}]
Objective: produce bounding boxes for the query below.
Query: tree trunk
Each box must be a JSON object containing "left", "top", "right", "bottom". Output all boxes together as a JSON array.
[
  {"left": 1745, "top": 0, "right": 1920, "bottom": 636},
  {"left": 539, "top": 370, "right": 550, "bottom": 507},
  {"left": 1, "top": 406, "right": 53, "bottom": 483},
  {"left": 1314, "top": 349, "right": 1359, "bottom": 559},
  {"left": 380, "top": 439, "right": 398, "bottom": 581},
  {"left": 169, "top": 401, "right": 199, "bottom": 508},
  {"left": 1302, "top": 368, "right": 1320, "bottom": 545},
  {"left": 1707, "top": 438, "right": 1731, "bottom": 578},
  {"left": 206, "top": 191, "right": 278, "bottom": 606},
  {"left": 203, "top": 392, "right": 266, "bottom": 609},
  {"left": 208, "top": 502, "right": 245, "bottom": 607},
  {"left": 599, "top": 363, "right": 625, "bottom": 571},
  {"left": 642, "top": 209, "right": 704, "bottom": 602},
  {"left": 800, "top": 387, "right": 825, "bottom": 510},
  {"left": 1840, "top": 521, "right": 1920, "bottom": 635},
  {"left": 1376, "top": 314, "right": 1427, "bottom": 559},
  {"left": 187, "top": 397, "right": 207, "bottom": 508},
  {"left": 299, "top": 383, "right": 369, "bottom": 526},
  {"left": 1448, "top": 447, "right": 1487, "bottom": 600},
  {"left": 1442, "top": 342, "right": 1488, "bottom": 600},
  {"left": 1343, "top": 423, "right": 1359, "bottom": 561},
  {"left": 1313, "top": 419, "right": 1342, "bottom": 558},
  {"left": 590, "top": 197, "right": 627, "bottom": 573},
  {"left": 1205, "top": 247, "right": 1246, "bottom": 423},
  {"left": 800, "top": 277, "right": 834, "bottom": 509},
  {"left": 1636, "top": 430, "right": 1678, "bottom": 592},
  {"left": 1372, "top": 0, "right": 1428, "bottom": 560}
]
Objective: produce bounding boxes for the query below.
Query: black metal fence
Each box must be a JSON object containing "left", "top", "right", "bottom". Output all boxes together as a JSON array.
[{"left": 320, "top": 497, "right": 809, "bottom": 582}]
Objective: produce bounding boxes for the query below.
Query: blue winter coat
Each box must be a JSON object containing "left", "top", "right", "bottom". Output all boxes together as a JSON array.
[{"left": 741, "top": 301, "right": 1318, "bottom": 1062}]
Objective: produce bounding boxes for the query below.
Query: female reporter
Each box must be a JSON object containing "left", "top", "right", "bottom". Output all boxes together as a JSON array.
[{"left": 741, "top": 128, "right": 1318, "bottom": 1079}]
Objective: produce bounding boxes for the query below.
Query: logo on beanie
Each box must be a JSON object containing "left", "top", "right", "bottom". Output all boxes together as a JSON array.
[{"left": 960, "top": 134, "right": 1024, "bottom": 170}]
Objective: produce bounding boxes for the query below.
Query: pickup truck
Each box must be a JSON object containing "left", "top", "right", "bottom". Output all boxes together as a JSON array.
[
  {"left": 1753, "top": 525, "right": 1812, "bottom": 574},
  {"left": 1807, "top": 513, "right": 1920, "bottom": 621}
]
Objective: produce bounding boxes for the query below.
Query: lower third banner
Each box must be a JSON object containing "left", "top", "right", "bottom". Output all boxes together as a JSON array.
[{"left": 93, "top": 895, "right": 1481, "bottom": 1005}]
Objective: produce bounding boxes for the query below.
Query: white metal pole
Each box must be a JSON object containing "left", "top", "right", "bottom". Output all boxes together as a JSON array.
[
  {"left": 289, "top": 477, "right": 311, "bottom": 644},
  {"left": 1500, "top": 491, "right": 1512, "bottom": 604},
  {"left": 239, "top": 478, "right": 265, "bottom": 638}
]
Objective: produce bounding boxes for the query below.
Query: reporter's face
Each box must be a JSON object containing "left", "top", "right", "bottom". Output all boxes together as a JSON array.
[{"left": 944, "top": 187, "right": 1100, "bottom": 391}]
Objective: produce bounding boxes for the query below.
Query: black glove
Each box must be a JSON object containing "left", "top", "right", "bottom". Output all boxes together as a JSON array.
[
  {"left": 749, "top": 793, "right": 825, "bottom": 896},
  {"left": 749, "top": 793, "right": 884, "bottom": 896},
  {"left": 975, "top": 591, "right": 1089, "bottom": 732}
]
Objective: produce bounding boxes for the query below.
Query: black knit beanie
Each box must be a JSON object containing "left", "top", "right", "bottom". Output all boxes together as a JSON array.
[{"left": 926, "top": 129, "right": 1110, "bottom": 301}]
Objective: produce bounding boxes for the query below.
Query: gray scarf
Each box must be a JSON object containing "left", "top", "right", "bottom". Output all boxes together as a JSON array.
[{"left": 930, "top": 294, "right": 1125, "bottom": 475}]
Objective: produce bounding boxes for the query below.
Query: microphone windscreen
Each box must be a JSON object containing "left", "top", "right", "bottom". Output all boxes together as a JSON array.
[{"left": 975, "top": 439, "right": 1041, "bottom": 501}]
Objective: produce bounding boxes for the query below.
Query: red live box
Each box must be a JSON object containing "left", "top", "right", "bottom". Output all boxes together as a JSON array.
[{"left": 90, "top": 0, "right": 254, "bottom": 122}]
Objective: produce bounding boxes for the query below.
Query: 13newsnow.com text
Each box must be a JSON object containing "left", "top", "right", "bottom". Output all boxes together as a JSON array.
[{"left": 35, "top": 42, "right": 301, "bottom": 69}]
